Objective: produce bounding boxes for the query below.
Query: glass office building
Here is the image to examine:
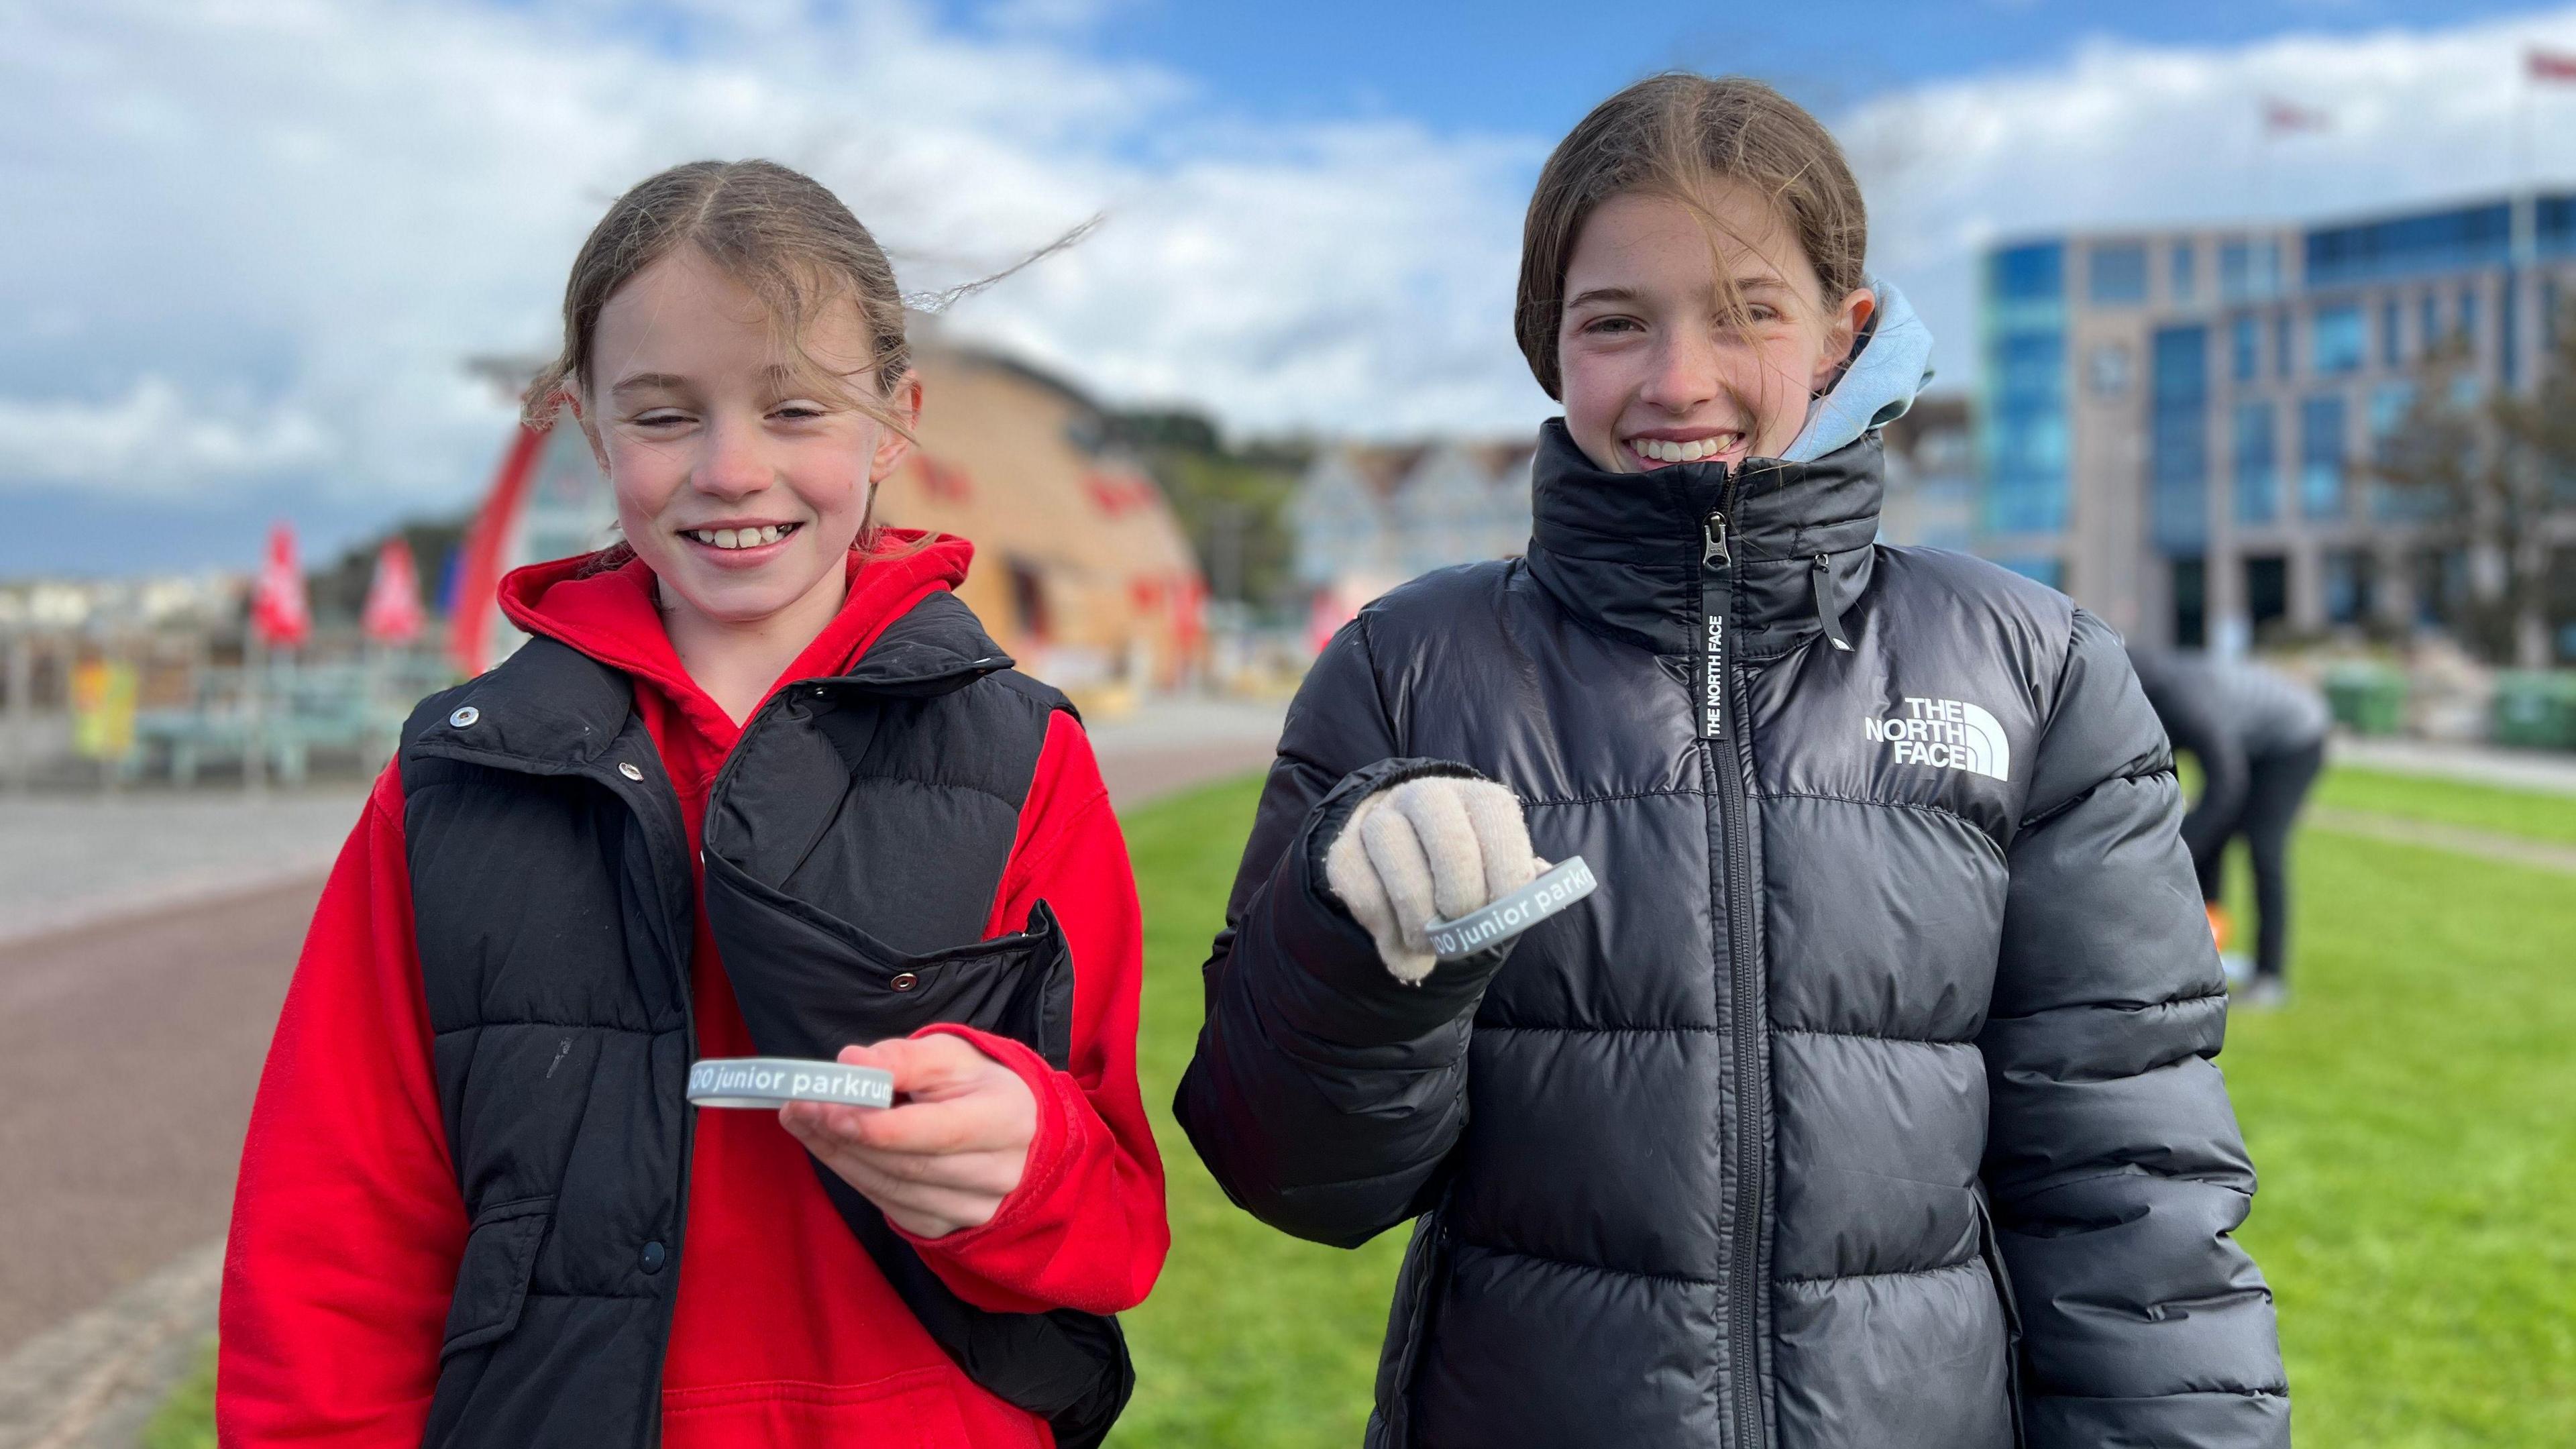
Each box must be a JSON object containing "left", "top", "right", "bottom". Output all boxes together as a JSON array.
[{"left": 1975, "top": 191, "right": 2576, "bottom": 650}]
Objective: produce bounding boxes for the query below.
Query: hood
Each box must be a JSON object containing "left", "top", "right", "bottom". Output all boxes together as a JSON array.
[
  {"left": 1523, "top": 419, "right": 1881, "bottom": 662},
  {"left": 1782, "top": 274, "right": 1935, "bottom": 464},
  {"left": 495, "top": 530, "right": 978, "bottom": 736}
]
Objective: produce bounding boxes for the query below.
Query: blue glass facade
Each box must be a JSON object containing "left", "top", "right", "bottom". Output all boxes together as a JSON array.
[
  {"left": 1982, "top": 242, "right": 2070, "bottom": 536},
  {"left": 2369, "top": 382, "right": 2421, "bottom": 521},
  {"left": 2312, "top": 302, "right": 2365, "bottom": 374},
  {"left": 2232, "top": 400, "right": 2277, "bottom": 524},
  {"left": 2300, "top": 394, "right": 2348, "bottom": 519},
  {"left": 1975, "top": 194, "right": 2563, "bottom": 642},
  {"left": 2151, "top": 326, "right": 2210, "bottom": 551},
  {"left": 2304, "top": 201, "right": 2512, "bottom": 286},
  {"left": 2231, "top": 313, "right": 2259, "bottom": 380}
]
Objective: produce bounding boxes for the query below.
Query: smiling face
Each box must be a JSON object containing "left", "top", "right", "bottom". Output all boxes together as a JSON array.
[
  {"left": 579, "top": 246, "right": 917, "bottom": 633},
  {"left": 1558, "top": 186, "right": 1871, "bottom": 476}
]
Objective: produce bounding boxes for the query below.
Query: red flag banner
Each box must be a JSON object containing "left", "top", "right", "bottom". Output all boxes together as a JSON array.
[
  {"left": 2262, "top": 97, "right": 2332, "bottom": 135},
  {"left": 2531, "top": 48, "right": 2576, "bottom": 83},
  {"left": 250, "top": 521, "right": 311, "bottom": 649},
  {"left": 362, "top": 537, "right": 427, "bottom": 645}
]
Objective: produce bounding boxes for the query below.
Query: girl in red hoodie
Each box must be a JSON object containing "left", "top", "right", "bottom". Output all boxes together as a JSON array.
[{"left": 219, "top": 160, "right": 1167, "bottom": 1448}]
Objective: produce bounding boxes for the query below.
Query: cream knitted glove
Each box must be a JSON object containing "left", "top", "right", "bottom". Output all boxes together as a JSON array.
[{"left": 1324, "top": 775, "right": 1544, "bottom": 985}]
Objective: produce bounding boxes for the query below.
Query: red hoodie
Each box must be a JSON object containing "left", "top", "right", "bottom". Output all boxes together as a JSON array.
[{"left": 219, "top": 537, "right": 1167, "bottom": 1448}]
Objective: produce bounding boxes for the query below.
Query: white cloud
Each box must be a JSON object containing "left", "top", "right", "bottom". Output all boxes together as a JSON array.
[
  {"left": 7, "top": 0, "right": 2576, "bottom": 547},
  {"left": 0, "top": 377, "right": 331, "bottom": 487},
  {"left": 1844, "top": 9, "right": 2576, "bottom": 392}
]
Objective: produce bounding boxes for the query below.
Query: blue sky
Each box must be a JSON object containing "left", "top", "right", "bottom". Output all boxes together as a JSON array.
[
  {"left": 960, "top": 0, "right": 2565, "bottom": 139},
  {"left": 9, "top": 0, "right": 2576, "bottom": 577}
]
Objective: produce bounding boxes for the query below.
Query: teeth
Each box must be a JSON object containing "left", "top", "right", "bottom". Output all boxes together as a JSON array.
[
  {"left": 1631, "top": 436, "right": 1737, "bottom": 464},
  {"left": 687, "top": 523, "right": 795, "bottom": 549}
]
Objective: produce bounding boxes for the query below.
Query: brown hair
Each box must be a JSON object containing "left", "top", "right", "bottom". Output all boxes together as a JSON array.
[
  {"left": 1514, "top": 74, "right": 1867, "bottom": 400},
  {"left": 527, "top": 158, "right": 912, "bottom": 433}
]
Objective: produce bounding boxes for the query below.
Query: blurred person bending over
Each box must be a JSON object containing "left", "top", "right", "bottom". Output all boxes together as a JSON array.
[{"left": 2127, "top": 646, "right": 2330, "bottom": 1007}]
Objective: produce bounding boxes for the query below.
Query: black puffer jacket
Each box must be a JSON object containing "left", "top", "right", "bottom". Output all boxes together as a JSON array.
[{"left": 1176, "top": 421, "right": 2288, "bottom": 1448}]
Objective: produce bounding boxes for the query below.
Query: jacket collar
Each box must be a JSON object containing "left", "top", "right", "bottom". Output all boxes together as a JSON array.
[
  {"left": 438, "top": 559, "right": 1010, "bottom": 776},
  {"left": 1523, "top": 418, "right": 1883, "bottom": 661}
]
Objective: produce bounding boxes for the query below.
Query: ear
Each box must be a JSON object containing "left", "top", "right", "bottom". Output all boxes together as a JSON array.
[
  {"left": 1811, "top": 288, "right": 1876, "bottom": 394},
  {"left": 867, "top": 371, "right": 924, "bottom": 484}
]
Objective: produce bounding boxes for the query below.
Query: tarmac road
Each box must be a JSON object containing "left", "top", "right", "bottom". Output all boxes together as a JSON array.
[
  {"left": 0, "top": 708, "right": 1282, "bottom": 1365},
  {"left": 0, "top": 877, "right": 322, "bottom": 1356}
]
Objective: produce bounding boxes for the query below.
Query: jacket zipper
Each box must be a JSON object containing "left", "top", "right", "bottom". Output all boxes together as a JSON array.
[
  {"left": 1697, "top": 489, "right": 1768, "bottom": 1449},
  {"left": 1810, "top": 554, "right": 1854, "bottom": 653},
  {"left": 617, "top": 741, "right": 705, "bottom": 1449}
]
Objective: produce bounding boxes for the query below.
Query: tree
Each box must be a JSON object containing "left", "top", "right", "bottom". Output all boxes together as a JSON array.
[
  {"left": 2367, "top": 307, "right": 2576, "bottom": 667},
  {"left": 1107, "top": 409, "right": 1309, "bottom": 610}
]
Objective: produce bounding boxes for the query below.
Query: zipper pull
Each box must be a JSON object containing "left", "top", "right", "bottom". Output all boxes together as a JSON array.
[
  {"left": 1811, "top": 553, "right": 1854, "bottom": 652},
  {"left": 1703, "top": 513, "right": 1730, "bottom": 568}
]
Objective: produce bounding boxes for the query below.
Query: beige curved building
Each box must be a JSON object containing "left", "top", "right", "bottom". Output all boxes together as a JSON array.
[{"left": 882, "top": 345, "right": 1205, "bottom": 700}]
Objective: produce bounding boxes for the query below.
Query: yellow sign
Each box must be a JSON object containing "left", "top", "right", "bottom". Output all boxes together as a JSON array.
[{"left": 72, "top": 660, "right": 138, "bottom": 761}]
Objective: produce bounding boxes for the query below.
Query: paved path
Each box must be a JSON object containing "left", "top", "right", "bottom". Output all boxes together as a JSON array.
[
  {"left": 2332, "top": 735, "right": 2576, "bottom": 796},
  {"left": 2307, "top": 806, "right": 2576, "bottom": 875},
  {"left": 0, "top": 698, "right": 1282, "bottom": 1448}
]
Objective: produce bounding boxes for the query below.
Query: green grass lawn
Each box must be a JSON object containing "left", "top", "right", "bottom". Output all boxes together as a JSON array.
[
  {"left": 2314, "top": 764, "right": 2576, "bottom": 847},
  {"left": 147, "top": 767, "right": 2576, "bottom": 1445}
]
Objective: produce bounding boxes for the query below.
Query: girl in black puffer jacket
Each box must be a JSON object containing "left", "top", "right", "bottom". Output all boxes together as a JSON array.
[{"left": 1178, "top": 74, "right": 2287, "bottom": 1449}]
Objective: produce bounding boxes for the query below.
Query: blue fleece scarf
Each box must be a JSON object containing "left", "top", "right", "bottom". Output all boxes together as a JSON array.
[{"left": 1780, "top": 274, "right": 1935, "bottom": 464}]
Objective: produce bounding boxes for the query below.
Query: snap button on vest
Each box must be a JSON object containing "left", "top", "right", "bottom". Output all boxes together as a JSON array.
[
  {"left": 617, "top": 761, "right": 644, "bottom": 782},
  {"left": 890, "top": 971, "right": 920, "bottom": 991},
  {"left": 448, "top": 705, "right": 479, "bottom": 728},
  {"left": 639, "top": 1240, "right": 667, "bottom": 1273}
]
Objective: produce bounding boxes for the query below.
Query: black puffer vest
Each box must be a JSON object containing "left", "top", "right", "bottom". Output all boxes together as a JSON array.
[
  {"left": 1179, "top": 421, "right": 2288, "bottom": 1448},
  {"left": 397, "top": 589, "right": 1130, "bottom": 1449}
]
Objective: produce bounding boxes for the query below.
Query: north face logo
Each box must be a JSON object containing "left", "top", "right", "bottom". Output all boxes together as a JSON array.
[{"left": 1863, "top": 696, "right": 2011, "bottom": 781}]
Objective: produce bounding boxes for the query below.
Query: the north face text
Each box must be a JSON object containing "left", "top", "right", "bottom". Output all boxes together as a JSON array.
[
  {"left": 1702, "top": 615, "right": 1725, "bottom": 737},
  {"left": 1864, "top": 696, "right": 2011, "bottom": 781}
]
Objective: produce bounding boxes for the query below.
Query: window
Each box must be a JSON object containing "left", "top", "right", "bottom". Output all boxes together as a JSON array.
[
  {"left": 2380, "top": 296, "right": 2402, "bottom": 367},
  {"left": 2231, "top": 313, "right": 2260, "bottom": 381},
  {"left": 2324, "top": 549, "right": 2376, "bottom": 625},
  {"left": 2233, "top": 400, "right": 2278, "bottom": 524},
  {"left": 2422, "top": 290, "right": 2441, "bottom": 351},
  {"left": 1996, "top": 331, "right": 2066, "bottom": 392},
  {"left": 2220, "top": 237, "right": 2282, "bottom": 301},
  {"left": 2275, "top": 311, "right": 2294, "bottom": 379},
  {"left": 2369, "top": 382, "right": 2429, "bottom": 521},
  {"left": 2152, "top": 327, "right": 2212, "bottom": 551},
  {"left": 1995, "top": 556, "right": 2065, "bottom": 590},
  {"left": 2303, "top": 201, "right": 2512, "bottom": 286},
  {"left": 2245, "top": 555, "right": 2290, "bottom": 633},
  {"left": 2171, "top": 556, "right": 2208, "bottom": 649},
  {"left": 1990, "top": 242, "right": 2065, "bottom": 303},
  {"left": 2457, "top": 284, "right": 2480, "bottom": 345},
  {"left": 2171, "top": 242, "right": 2198, "bottom": 303},
  {"left": 2313, "top": 303, "right": 2365, "bottom": 374},
  {"left": 2300, "top": 394, "right": 2349, "bottom": 519},
  {"left": 2088, "top": 243, "right": 2149, "bottom": 305}
]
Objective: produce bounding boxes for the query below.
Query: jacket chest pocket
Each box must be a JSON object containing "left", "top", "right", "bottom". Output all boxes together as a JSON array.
[{"left": 702, "top": 847, "right": 1076, "bottom": 1069}]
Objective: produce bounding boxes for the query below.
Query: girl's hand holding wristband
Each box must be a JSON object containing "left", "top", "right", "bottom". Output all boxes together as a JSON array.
[
  {"left": 779, "top": 1036, "right": 1038, "bottom": 1240},
  {"left": 1324, "top": 775, "right": 1547, "bottom": 984}
]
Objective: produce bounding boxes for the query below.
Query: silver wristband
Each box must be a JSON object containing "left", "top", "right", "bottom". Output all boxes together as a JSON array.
[
  {"left": 688, "top": 1057, "right": 897, "bottom": 1110},
  {"left": 1425, "top": 856, "right": 1599, "bottom": 961}
]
